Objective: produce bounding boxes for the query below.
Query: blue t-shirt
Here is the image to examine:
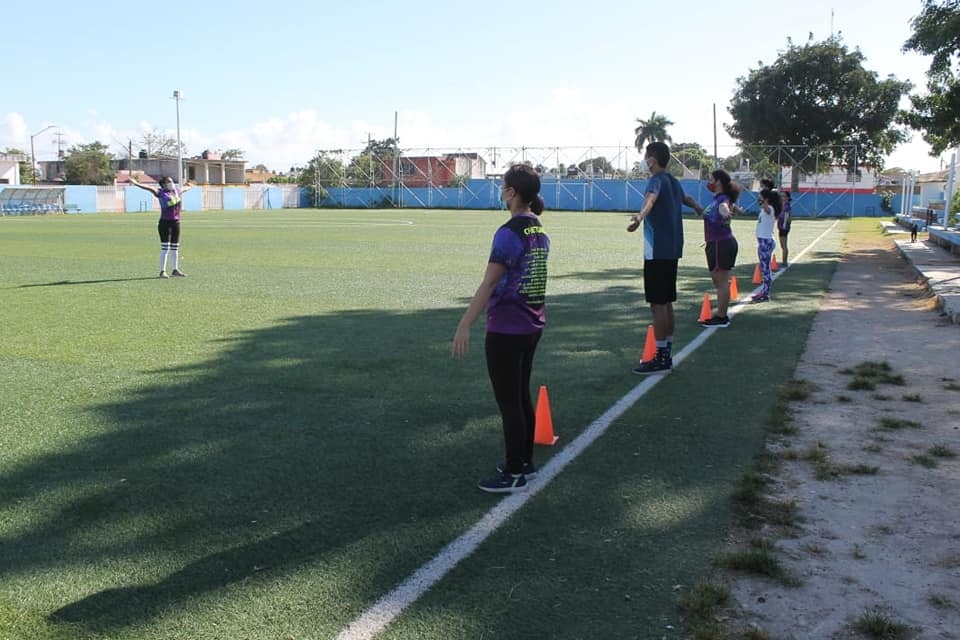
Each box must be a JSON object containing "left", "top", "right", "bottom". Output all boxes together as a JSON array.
[
  {"left": 486, "top": 214, "right": 549, "bottom": 334},
  {"left": 643, "top": 172, "right": 684, "bottom": 260}
]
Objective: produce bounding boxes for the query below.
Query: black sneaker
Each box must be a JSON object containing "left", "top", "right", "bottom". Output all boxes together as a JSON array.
[
  {"left": 496, "top": 461, "right": 537, "bottom": 478},
  {"left": 478, "top": 472, "right": 526, "bottom": 494},
  {"left": 171, "top": 269, "right": 187, "bottom": 277},
  {"left": 699, "top": 316, "right": 730, "bottom": 328},
  {"left": 632, "top": 358, "right": 672, "bottom": 374}
]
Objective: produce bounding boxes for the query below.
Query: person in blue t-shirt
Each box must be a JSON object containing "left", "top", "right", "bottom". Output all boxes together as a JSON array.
[
  {"left": 627, "top": 142, "right": 702, "bottom": 374},
  {"left": 452, "top": 164, "right": 549, "bottom": 494}
]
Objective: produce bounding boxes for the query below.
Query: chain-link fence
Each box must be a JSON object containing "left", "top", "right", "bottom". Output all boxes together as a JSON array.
[{"left": 302, "top": 144, "right": 886, "bottom": 216}]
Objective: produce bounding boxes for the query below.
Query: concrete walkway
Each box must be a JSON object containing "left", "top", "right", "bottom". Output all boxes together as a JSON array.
[{"left": 882, "top": 221, "right": 960, "bottom": 324}]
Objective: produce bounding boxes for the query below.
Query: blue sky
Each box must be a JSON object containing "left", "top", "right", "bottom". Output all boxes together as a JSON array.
[{"left": 3, "top": 0, "right": 945, "bottom": 173}]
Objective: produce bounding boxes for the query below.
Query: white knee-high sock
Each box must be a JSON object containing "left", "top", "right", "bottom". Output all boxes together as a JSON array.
[
  {"left": 159, "top": 243, "right": 170, "bottom": 271},
  {"left": 169, "top": 242, "right": 180, "bottom": 270}
]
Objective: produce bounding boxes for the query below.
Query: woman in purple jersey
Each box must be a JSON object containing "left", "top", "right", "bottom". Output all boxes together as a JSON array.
[
  {"left": 778, "top": 191, "right": 792, "bottom": 266},
  {"left": 452, "top": 164, "right": 549, "bottom": 494},
  {"left": 698, "top": 169, "right": 740, "bottom": 327},
  {"left": 130, "top": 175, "right": 193, "bottom": 278}
]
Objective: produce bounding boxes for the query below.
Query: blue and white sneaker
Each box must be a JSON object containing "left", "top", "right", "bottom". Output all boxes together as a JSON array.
[{"left": 478, "top": 472, "right": 527, "bottom": 494}]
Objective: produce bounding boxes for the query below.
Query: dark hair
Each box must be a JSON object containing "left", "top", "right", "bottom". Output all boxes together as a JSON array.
[
  {"left": 159, "top": 176, "right": 174, "bottom": 188},
  {"left": 759, "top": 178, "right": 775, "bottom": 191},
  {"left": 710, "top": 169, "right": 740, "bottom": 204},
  {"left": 782, "top": 191, "right": 791, "bottom": 201},
  {"left": 504, "top": 164, "right": 544, "bottom": 215},
  {"left": 645, "top": 142, "right": 670, "bottom": 169},
  {"left": 760, "top": 188, "right": 782, "bottom": 215}
]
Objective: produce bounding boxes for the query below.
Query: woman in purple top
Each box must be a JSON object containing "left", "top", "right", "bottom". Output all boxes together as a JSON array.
[
  {"left": 452, "top": 164, "right": 549, "bottom": 494},
  {"left": 698, "top": 169, "right": 740, "bottom": 327},
  {"left": 130, "top": 175, "right": 193, "bottom": 278},
  {"left": 778, "top": 191, "right": 792, "bottom": 266}
]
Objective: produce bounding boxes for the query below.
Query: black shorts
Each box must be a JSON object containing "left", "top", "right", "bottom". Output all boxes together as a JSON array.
[
  {"left": 705, "top": 237, "right": 738, "bottom": 272},
  {"left": 158, "top": 219, "right": 181, "bottom": 244},
  {"left": 643, "top": 259, "right": 678, "bottom": 305}
]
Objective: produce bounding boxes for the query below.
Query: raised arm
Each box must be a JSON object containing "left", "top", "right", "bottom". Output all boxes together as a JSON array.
[
  {"left": 129, "top": 177, "right": 159, "bottom": 197},
  {"left": 682, "top": 193, "right": 703, "bottom": 216}
]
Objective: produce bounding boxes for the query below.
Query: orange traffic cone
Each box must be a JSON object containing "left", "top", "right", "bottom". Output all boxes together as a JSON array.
[
  {"left": 641, "top": 324, "right": 656, "bottom": 362},
  {"left": 729, "top": 275, "right": 740, "bottom": 301},
  {"left": 534, "top": 385, "right": 558, "bottom": 445},
  {"left": 771, "top": 254, "right": 779, "bottom": 271},
  {"left": 752, "top": 263, "right": 762, "bottom": 284},
  {"left": 698, "top": 293, "right": 712, "bottom": 323}
]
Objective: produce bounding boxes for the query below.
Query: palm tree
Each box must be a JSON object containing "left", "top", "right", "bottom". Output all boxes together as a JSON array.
[{"left": 634, "top": 112, "right": 674, "bottom": 152}]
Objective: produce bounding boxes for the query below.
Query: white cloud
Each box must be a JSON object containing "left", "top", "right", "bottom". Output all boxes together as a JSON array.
[
  {"left": 4, "top": 95, "right": 946, "bottom": 174},
  {"left": 1, "top": 112, "right": 30, "bottom": 149}
]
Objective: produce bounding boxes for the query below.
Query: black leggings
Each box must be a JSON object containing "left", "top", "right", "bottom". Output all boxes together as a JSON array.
[{"left": 485, "top": 331, "right": 542, "bottom": 475}]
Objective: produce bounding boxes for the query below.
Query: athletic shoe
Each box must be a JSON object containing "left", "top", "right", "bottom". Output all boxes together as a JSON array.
[
  {"left": 159, "top": 271, "right": 169, "bottom": 279},
  {"left": 497, "top": 461, "right": 538, "bottom": 478},
  {"left": 171, "top": 270, "right": 187, "bottom": 277},
  {"left": 478, "top": 472, "right": 527, "bottom": 494},
  {"left": 699, "top": 316, "right": 730, "bottom": 328},
  {"left": 751, "top": 294, "right": 770, "bottom": 303},
  {"left": 632, "top": 357, "right": 672, "bottom": 374}
]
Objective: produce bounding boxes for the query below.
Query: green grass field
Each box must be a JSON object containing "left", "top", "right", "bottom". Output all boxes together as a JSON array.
[{"left": 0, "top": 209, "right": 843, "bottom": 639}]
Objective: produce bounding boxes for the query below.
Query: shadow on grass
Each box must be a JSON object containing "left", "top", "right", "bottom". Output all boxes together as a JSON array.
[
  {"left": 17, "top": 277, "right": 162, "bottom": 287},
  {"left": 0, "top": 259, "right": 841, "bottom": 637}
]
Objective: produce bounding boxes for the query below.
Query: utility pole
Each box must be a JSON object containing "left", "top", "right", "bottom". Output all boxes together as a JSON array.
[{"left": 30, "top": 125, "right": 57, "bottom": 185}]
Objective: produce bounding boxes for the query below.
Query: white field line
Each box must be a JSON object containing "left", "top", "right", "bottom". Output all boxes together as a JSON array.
[{"left": 335, "top": 220, "right": 841, "bottom": 640}]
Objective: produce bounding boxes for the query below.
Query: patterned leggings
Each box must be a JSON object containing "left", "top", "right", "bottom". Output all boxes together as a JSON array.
[{"left": 757, "top": 238, "right": 775, "bottom": 295}]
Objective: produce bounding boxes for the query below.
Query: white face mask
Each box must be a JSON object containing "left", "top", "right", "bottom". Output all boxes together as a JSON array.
[{"left": 645, "top": 157, "right": 655, "bottom": 171}]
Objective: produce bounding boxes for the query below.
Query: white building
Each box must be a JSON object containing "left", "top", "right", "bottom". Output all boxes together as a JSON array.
[{"left": 0, "top": 153, "right": 26, "bottom": 185}]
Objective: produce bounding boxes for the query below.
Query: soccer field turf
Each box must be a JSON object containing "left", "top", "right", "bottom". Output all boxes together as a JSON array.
[{"left": 0, "top": 209, "right": 842, "bottom": 639}]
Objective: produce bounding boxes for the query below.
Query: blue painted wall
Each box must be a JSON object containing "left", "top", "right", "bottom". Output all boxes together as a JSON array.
[
  {"left": 122, "top": 186, "right": 203, "bottom": 213},
  {"left": 223, "top": 187, "right": 245, "bottom": 210},
  {"left": 311, "top": 179, "right": 889, "bottom": 217},
  {"left": 125, "top": 186, "right": 155, "bottom": 213},
  {"left": 263, "top": 187, "right": 283, "bottom": 209},
  {"left": 64, "top": 186, "right": 97, "bottom": 213},
  {"left": 0, "top": 181, "right": 892, "bottom": 217}
]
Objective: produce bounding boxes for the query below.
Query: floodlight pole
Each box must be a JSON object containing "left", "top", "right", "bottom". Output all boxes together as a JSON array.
[
  {"left": 30, "top": 125, "right": 56, "bottom": 185},
  {"left": 173, "top": 90, "right": 183, "bottom": 185},
  {"left": 712, "top": 103, "right": 718, "bottom": 169}
]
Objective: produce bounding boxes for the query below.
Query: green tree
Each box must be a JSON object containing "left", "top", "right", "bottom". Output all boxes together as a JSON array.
[
  {"left": 64, "top": 142, "right": 114, "bottom": 185},
  {"left": 346, "top": 138, "right": 398, "bottom": 186},
  {"left": 727, "top": 35, "right": 911, "bottom": 189},
  {"left": 577, "top": 156, "right": 614, "bottom": 176},
  {"left": 3, "top": 147, "right": 34, "bottom": 184},
  {"left": 221, "top": 148, "right": 245, "bottom": 160},
  {"left": 668, "top": 143, "right": 713, "bottom": 179},
  {"left": 633, "top": 111, "right": 674, "bottom": 152},
  {"left": 901, "top": 0, "right": 960, "bottom": 154},
  {"left": 298, "top": 152, "right": 346, "bottom": 205}
]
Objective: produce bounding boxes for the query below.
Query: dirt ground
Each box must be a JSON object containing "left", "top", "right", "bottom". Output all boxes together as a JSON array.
[{"left": 725, "top": 226, "right": 960, "bottom": 639}]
